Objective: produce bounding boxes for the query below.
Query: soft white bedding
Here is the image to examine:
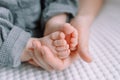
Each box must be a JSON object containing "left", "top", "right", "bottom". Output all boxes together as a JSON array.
[{"left": 0, "top": 0, "right": 120, "bottom": 80}]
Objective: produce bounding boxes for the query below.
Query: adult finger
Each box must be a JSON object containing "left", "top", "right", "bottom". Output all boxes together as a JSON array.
[
  {"left": 32, "top": 40, "right": 53, "bottom": 71},
  {"left": 41, "top": 46, "right": 78, "bottom": 71},
  {"left": 28, "top": 60, "right": 39, "bottom": 67},
  {"left": 77, "top": 28, "right": 92, "bottom": 63}
]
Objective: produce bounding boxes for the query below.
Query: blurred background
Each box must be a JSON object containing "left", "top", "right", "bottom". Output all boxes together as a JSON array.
[{"left": 0, "top": 0, "right": 120, "bottom": 80}]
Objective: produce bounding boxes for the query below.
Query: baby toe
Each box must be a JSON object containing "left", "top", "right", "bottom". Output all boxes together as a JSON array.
[
  {"left": 70, "top": 38, "right": 78, "bottom": 47},
  {"left": 53, "top": 39, "right": 67, "bottom": 47},
  {"left": 50, "top": 31, "right": 61, "bottom": 40},
  {"left": 50, "top": 31, "right": 65, "bottom": 40},
  {"left": 70, "top": 47, "right": 76, "bottom": 51},
  {"left": 57, "top": 49, "right": 70, "bottom": 59},
  {"left": 59, "top": 32, "right": 65, "bottom": 39},
  {"left": 56, "top": 44, "right": 69, "bottom": 52},
  {"left": 72, "top": 31, "right": 78, "bottom": 38}
]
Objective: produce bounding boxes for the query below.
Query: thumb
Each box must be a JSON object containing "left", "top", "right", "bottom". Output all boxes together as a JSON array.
[
  {"left": 78, "top": 45, "right": 92, "bottom": 63},
  {"left": 77, "top": 29, "right": 92, "bottom": 63}
]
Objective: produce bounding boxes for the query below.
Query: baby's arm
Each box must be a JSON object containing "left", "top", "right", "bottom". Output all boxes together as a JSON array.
[{"left": 22, "top": 39, "right": 79, "bottom": 71}]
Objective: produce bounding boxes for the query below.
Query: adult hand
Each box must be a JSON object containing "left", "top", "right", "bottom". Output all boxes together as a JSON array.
[
  {"left": 70, "top": 16, "right": 93, "bottom": 63},
  {"left": 28, "top": 40, "right": 79, "bottom": 71}
]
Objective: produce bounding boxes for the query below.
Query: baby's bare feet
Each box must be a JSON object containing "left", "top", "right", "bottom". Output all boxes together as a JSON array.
[
  {"left": 40, "top": 31, "right": 70, "bottom": 59},
  {"left": 39, "top": 23, "right": 78, "bottom": 59},
  {"left": 60, "top": 23, "right": 78, "bottom": 51}
]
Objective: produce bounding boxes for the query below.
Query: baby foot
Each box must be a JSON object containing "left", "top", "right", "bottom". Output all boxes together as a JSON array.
[
  {"left": 39, "top": 31, "right": 70, "bottom": 59},
  {"left": 60, "top": 23, "right": 78, "bottom": 51}
]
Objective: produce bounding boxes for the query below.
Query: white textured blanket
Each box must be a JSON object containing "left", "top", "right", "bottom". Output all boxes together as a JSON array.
[{"left": 0, "top": 0, "right": 120, "bottom": 80}]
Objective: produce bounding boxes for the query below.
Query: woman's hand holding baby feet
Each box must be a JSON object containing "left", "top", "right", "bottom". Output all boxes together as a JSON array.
[
  {"left": 27, "top": 40, "right": 78, "bottom": 71},
  {"left": 41, "top": 23, "right": 79, "bottom": 59},
  {"left": 21, "top": 23, "right": 79, "bottom": 71},
  {"left": 21, "top": 31, "right": 73, "bottom": 71},
  {"left": 40, "top": 46, "right": 78, "bottom": 71},
  {"left": 40, "top": 31, "right": 70, "bottom": 59}
]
